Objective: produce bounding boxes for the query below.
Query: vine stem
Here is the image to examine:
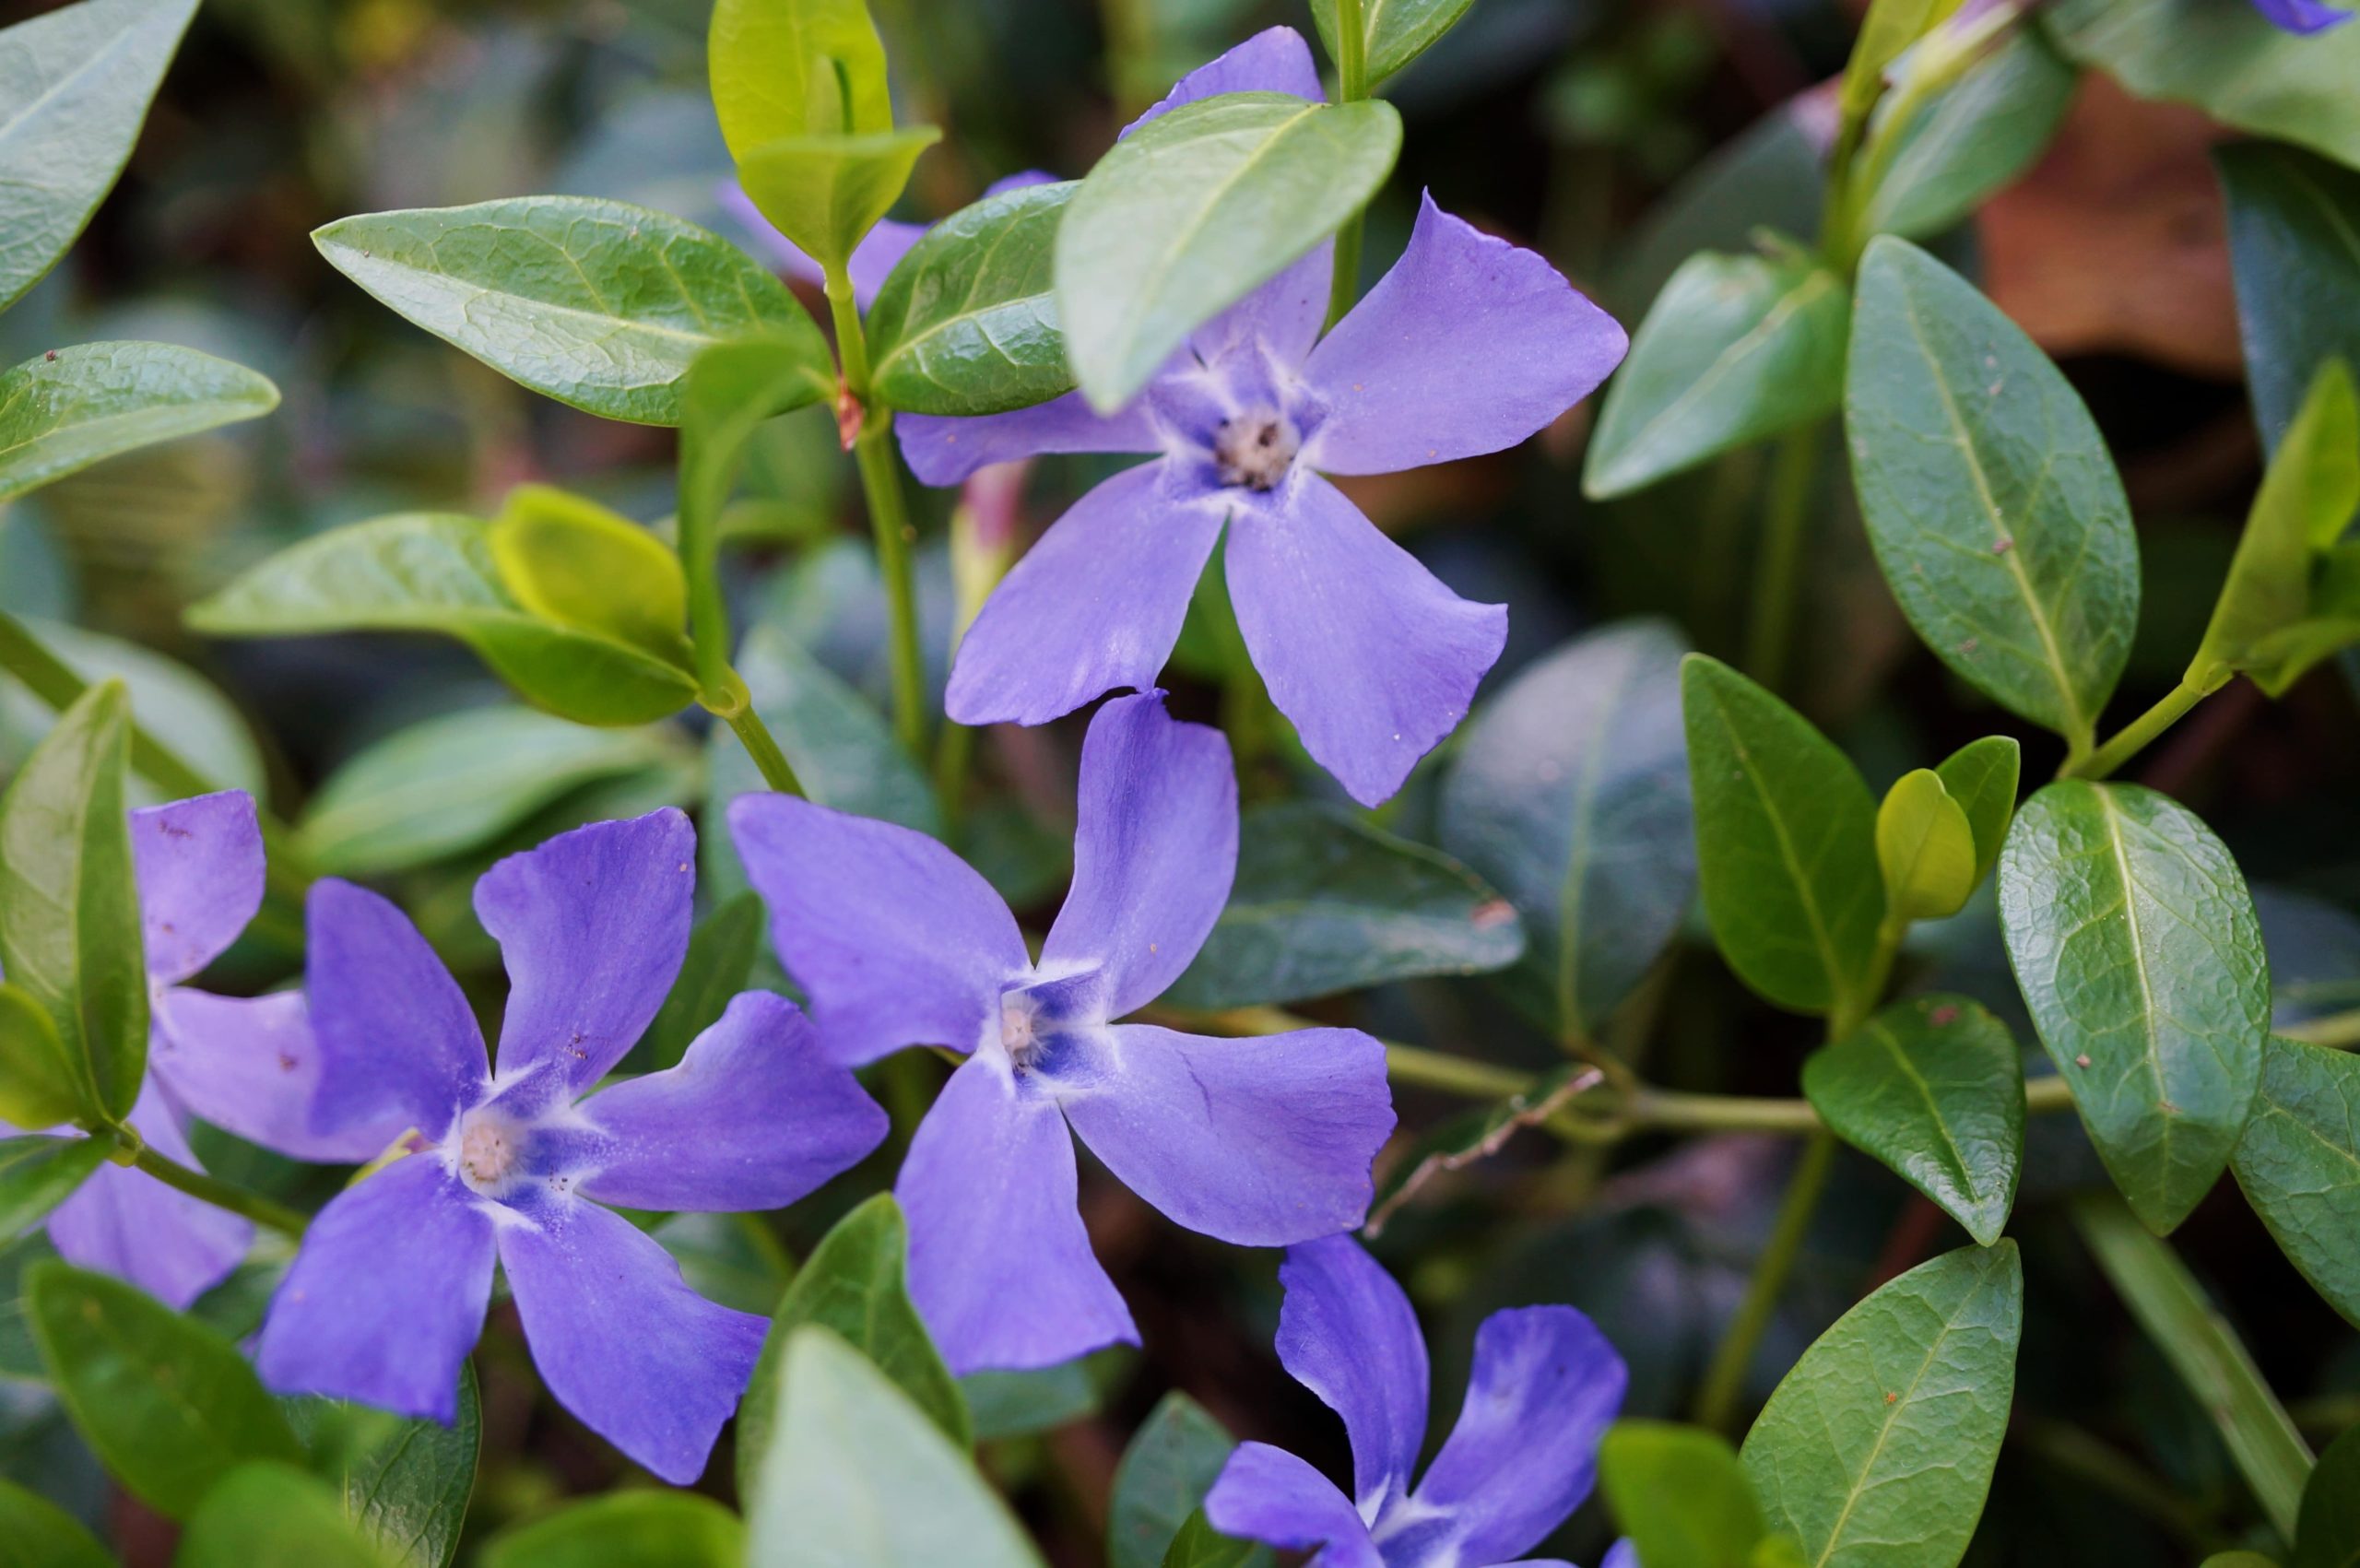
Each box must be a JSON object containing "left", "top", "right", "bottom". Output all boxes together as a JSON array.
[
  {"left": 1742, "top": 428, "right": 1819, "bottom": 692},
  {"left": 2059, "top": 678, "right": 2211, "bottom": 783},
  {"left": 721, "top": 697, "right": 804, "bottom": 796},
  {"left": 1324, "top": 0, "right": 1370, "bottom": 330},
  {"left": 133, "top": 1144, "right": 309, "bottom": 1238},
  {"left": 1693, "top": 1130, "right": 1837, "bottom": 1432}
]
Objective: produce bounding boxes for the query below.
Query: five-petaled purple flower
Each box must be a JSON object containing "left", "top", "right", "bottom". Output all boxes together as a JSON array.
[
  {"left": 897, "top": 28, "right": 1628, "bottom": 808},
  {"left": 2250, "top": 0, "right": 2349, "bottom": 31},
  {"left": 730, "top": 691, "right": 1396, "bottom": 1375},
  {"left": 254, "top": 808, "right": 886, "bottom": 1483},
  {"left": 1206, "top": 1234, "right": 1630, "bottom": 1568},
  {"left": 5, "top": 791, "right": 384, "bottom": 1309}
]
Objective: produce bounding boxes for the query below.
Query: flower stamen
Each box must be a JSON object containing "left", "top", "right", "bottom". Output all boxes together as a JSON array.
[{"left": 1212, "top": 408, "right": 1301, "bottom": 492}]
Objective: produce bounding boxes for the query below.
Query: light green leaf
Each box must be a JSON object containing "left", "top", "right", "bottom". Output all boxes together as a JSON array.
[
  {"left": 749, "top": 1327, "right": 1046, "bottom": 1568},
  {"left": 1803, "top": 996, "right": 2024, "bottom": 1245},
  {"left": 313, "top": 198, "right": 828, "bottom": 427},
  {"left": 1308, "top": 0, "right": 1479, "bottom": 86},
  {"left": 2218, "top": 143, "right": 2360, "bottom": 454},
  {"left": 1681, "top": 654, "right": 1883, "bottom": 1018},
  {"left": 0, "top": 341, "right": 277, "bottom": 508},
  {"left": 1057, "top": 92, "right": 1401, "bottom": 412},
  {"left": 1165, "top": 801, "right": 1522, "bottom": 1012},
  {"left": 738, "top": 127, "right": 942, "bottom": 277},
  {"left": 0, "top": 1473, "right": 112, "bottom": 1568},
  {"left": 0, "top": 981, "right": 91, "bottom": 1128},
  {"left": 6, "top": 617, "right": 266, "bottom": 799},
  {"left": 174, "top": 1462, "right": 394, "bottom": 1568},
  {"left": 1858, "top": 30, "right": 2075, "bottom": 242},
  {"left": 868, "top": 179, "right": 1078, "bottom": 417},
  {"left": 27, "top": 1262, "right": 304, "bottom": 1520},
  {"left": 286, "top": 1369, "right": 481, "bottom": 1568},
  {"left": 2233, "top": 1035, "right": 2360, "bottom": 1331},
  {"left": 1837, "top": 0, "right": 1953, "bottom": 126},
  {"left": 0, "top": 0, "right": 198, "bottom": 312},
  {"left": 632, "top": 893, "right": 765, "bottom": 1073},
  {"left": 1159, "top": 1512, "right": 1267, "bottom": 1568},
  {"left": 2297, "top": 1423, "right": 2360, "bottom": 1568},
  {"left": 0, "top": 1132, "right": 110, "bottom": 1237},
  {"left": 1599, "top": 1419, "right": 1767, "bottom": 1568},
  {"left": 1583, "top": 248, "right": 1849, "bottom": 499},
  {"left": 481, "top": 1491, "right": 742, "bottom": 1568},
  {"left": 709, "top": 0, "right": 891, "bottom": 156},
  {"left": 1740, "top": 1243, "right": 2024, "bottom": 1568},
  {"left": 1932, "top": 735, "right": 2018, "bottom": 890},
  {"left": 1109, "top": 1394, "right": 1244, "bottom": 1568},
  {"left": 1847, "top": 237, "right": 2139, "bottom": 751},
  {"left": 2000, "top": 782, "right": 2269, "bottom": 1233},
  {"left": 1875, "top": 769, "right": 1976, "bottom": 924},
  {"left": 488, "top": 484, "right": 690, "bottom": 665}
]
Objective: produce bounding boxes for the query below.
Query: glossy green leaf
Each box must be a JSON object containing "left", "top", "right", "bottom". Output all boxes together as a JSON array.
[
  {"left": 868, "top": 179, "right": 1078, "bottom": 417},
  {"left": 0, "top": 1133, "right": 110, "bottom": 1241},
  {"left": 489, "top": 485, "right": 690, "bottom": 664},
  {"left": 1847, "top": 237, "right": 2139, "bottom": 751},
  {"left": 187, "top": 513, "right": 700, "bottom": 725},
  {"left": 1583, "top": 248, "right": 1849, "bottom": 499},
  {"left": 1803, "top": 996, "right": 2025, "bottom": 1245},
  {"left": 2297, "top": 1423, "right": 2360, "bottom": 1568},
  {"left": 0, "top": 681, "right": 143, "bottom": 1121},
  {"left": 1165, "top": 801, "right": 1522, "bottom": 1011},
  {"left": 738, "top": 127, "right": 942, "bottom": 276},
  {"left": 1308, "top": 0, "right": 1478, "bottom": 86},
  {"left": 175, "top": 1462, "right": 393, "bottom": 1568},
  {"left": 1740, "top": 1242, "right": 2024, "bottom": 1568},
  {"left": 2233, "top": 1036, "right": 2360, "bottom": 1331},
  {"left": 1858, "top": 31, "right": 2075, "bottom": 242},
  {"left": 633, "top": 892, "right": 765, "bottom": 1072},
  {"left": 1159, "top": 1512, "right": 1267, "bottom": 1568},
  {"left": 1057, "top": 92, "right": 1401, "bottom": 412},
  {"left": 1109, "top": 1394, "right": 1243, "bottom": 1568},
  {"left": 0, "top": 341, "right": 278, "bottom": 508},
  {"left": 2218, "top": 143, "right": 2360, "bottom": 454},
  {"left": 481, "top": 1491, "right": 743, "bottom": 1568},
  {"left": 1876, "top": 769, "right": 1976, "bottom": 923},
  {"left": 1438, "top": 620, "right": 1694, "bottom": 1040},
  {"left": 313, "top": 198, "right": 827, "bottom": 426},
  {"left": 0, "top": 981, "right": 91, "bottom": 1129},
  {"left": 1681, "top": 654, "right": 1883, "bottom": 1018},
  {"left": 287, "top": 1369, "right": 481, "bottom": 1568},
  {"left": 0, "top": 0, "right": 198, "bottom": 312},
  {"left": 748, "top": 1326, "right": 1046, "bottom": 1568},
  {"left": 738, "top": 1197, "right": 968, "bottom": 1505},
  {"left": 709, "top": 0, "right": 891, "bottom": 156},
  {"left": 27, "top": 1261, "right": 303, "bottom": 1519},
  {"left": 2000, "top": 782, "right": 2268, "bottom": 1232},
  {"left": 1599, "top": 1419, "right": 1766, "bottom": 1568},
  {"left": 0, "top": 1473, "right": 112, "bottom": 1568},
  {"left": 1932, "top": 735, "right": 2019, "bottom": 890}
]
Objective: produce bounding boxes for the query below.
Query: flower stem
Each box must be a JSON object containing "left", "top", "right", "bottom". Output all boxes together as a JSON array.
[
  {"left": 1742, "top": 427, "right": 1819, "bottom": 693},
  {"left": 1693, "top": 1129, "right": 1837, "bottom": 1432},
  {"left": 133, "top": 1145, "right": 309, "bottom": 1238},
  {"left": 720, "top": 691, "right": 805, "bottom": 796},
  {"left": 856, "top": 417, "right": 929, "bottom": 758},
  {"left": 1324, "top": 0, "right": 1371, "bottom": 331},
  {"left": 2059, "top": 679, "right": 2211, "bottom": 783}
]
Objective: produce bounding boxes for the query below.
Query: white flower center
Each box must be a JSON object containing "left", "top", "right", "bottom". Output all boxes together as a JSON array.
[
  {"left": 1000, "top": 995, "right": 1042, "bottom": 1068},
  {"left": 454, "top": 1110, "right": 525, "bottom": 1194},
  {"left": 1211, "top": 407, "right": 1301, "bottom": 491}
]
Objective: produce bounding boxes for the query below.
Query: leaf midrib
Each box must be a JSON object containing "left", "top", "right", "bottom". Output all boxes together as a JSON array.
[
  {"left": 1704, "top": 679, "right": 1853, "bottom": 1008},
  {"left": 1611, "top": 267, "right": 1837, "bottom": 485}
]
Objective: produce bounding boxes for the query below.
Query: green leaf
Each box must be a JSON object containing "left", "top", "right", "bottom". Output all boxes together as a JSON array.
[
  {"left": 1308, "top": 0, "right": 1479, "bottom": 86},
  {"left": 654, "top": 1211, "right": 794, "bottom": 1316},
  {"left": 1875, "top": 769, "right": 1976, "bottom": 924},
  {"left": 287, "top": 1369, "right": 481, "bottom": 1568},
  {"left": 26, "top": 1261, "right": 304, "bottom": 1519},
  {"left": 1740, "top": 1242, "right": 2024, "bottom": 1568},
  {"left": 737, "top": 1197, "right": 969, "bottom": 1506},
  {"left": 174, "top": 1462, "right": 394, "bottom": 1568},
  {"left": 0, "top": 680, "right": 143, "bottom": 1122},
  {"left": 2000, "top": 781, "right": 2269, "bottom": 1233},
  {"left": 868, "top": 179, "right": 1078, "bottom": 417},
  {"left": 1836, "top": 0, "right": 1951, "bottom": 126},
  {"left": 1109, "top": 1394, "right": 1241, "bottom": 1568},
  {"left": 0, "top": 1133, "right": 111, "bottom": 1237},
  {"left": 2298, "top": 1423, "right": 2360, "bottom": 1568},
  {"left": 11, "top": 616, "right": 267, "bottom": 799},
  {"left": 2045, "top": 0, "right": 2360, "bottom": 174},
  {"left": 1681, "top": 654, "right": 1883, "bottom": 1018},
  {"left": 738, "top": 127, "right": 943, "bottom": 276},
  {"left": 1846, "top": 237, "right": 2140, "bottom": 751},
  {"left": 1159, "top": 1512, "right": 1267, "bottom": 1568},
  {"left": 2218, "top": 143, "right": 2360, "bottom": 455},
  {"left": 1164, "top": 801, "right": 1522, "bottom": 1011},
  {"left": 0, "top": 341, "right": 278, "bottom": 508},
  {"left": 489, "top": 486, "right": 690, "bottom": 664},
  {"left": 0, "top": 1473, "right": 112, "bottom": 1568},
  {"left": 710, "top": 623, "right": 940, "bottom": 842},
  {"left": 313, "top": 198, "right": 828, "bottom": 427},
  {"left": 1599, "top": 1419, "right": 1766, "bottom": 1568},
  {"left": 1438, "top": 620, "right": 1694, "bottom": 1040},
  {"left": 709, "top": 0, "right": 891, "bottom": 155},
  {"left": 187, "top": 513, "right": 700, "bottom": 726},
  {"left": 0, "top": 0, "right": 198, "bottom": 312},
  {"left": 1932, "top": 735, "right": 2019, "bottom": 890},
  {"left": 0, "top": 981, "right": 93, "bottom": 1128},
  {"left": 481, "top": 1491, "right": 742, "bottom": 1568},
  {"left": 1057, "top": 92, "right": 1401, "bottom": 412},
  {"left": 633, "top": 893, "right": 765, "bottom": 1072},
  {"left": 961, "top": 1350, "right": 1119, "bottom": 1440},
  {"left": 1583, "top": 248, "right": 1850, "bottom": 499},
  {"left": 1858, "top": 31, "right": 2076, "bottom": 242},
  {"left": 748, "top": 1326, "right": 1046, "bottom": 1568},
  {"left": 2233, "top": 1036, "right": 2360, "bottom": 1331},
  {"left": 2203, "top": 1557, "right": 2285, "bottom": 1568},
  {"left": 1803, "top": 996, "right": 2024, "bottom": 1246}
]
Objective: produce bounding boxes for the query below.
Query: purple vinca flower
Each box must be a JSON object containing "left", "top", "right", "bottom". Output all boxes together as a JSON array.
[
  {"left": 1206, "top": 1234, "right": 1630, "bottom": 1568},
  {"left": 730, "top": 692, "right": 1396, "bottom": 1376},
  {"left": 2250, "top": 0, "right": 2350, "bottom": 29},
  {"left": 896, "top": 28, "right": 1630, "bottom": 808},
  {"left": 4, "top": 791, "right": 388, "bottom": 1309},
  {"left": 254, "top": 808, "right": 887, "bottom": 1483}
]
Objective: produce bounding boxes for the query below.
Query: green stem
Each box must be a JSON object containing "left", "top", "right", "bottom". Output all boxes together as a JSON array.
[
  {"left": 933, "top": 719, "right": 974, "bottom": 836},
  {"left": 1324, "top": 0, "right": 1370, "bottom": 331},
  {"left": 2013, "top": 1420, "right": 2225, "bottom": 1554},
  {"left": 133, "top": 1146, "right": 309, "bottom": 1238},
  {"left": 721, "top": 696, "right": 805, "bottom": 796},
  {"left": 1743, "top": 428, "right": 1819, "bottom": 693},
  {"left": 856, "top": 417, "right": 928, "bottom": 757},
  {"left": 2059, "top": 679, "right": 2211, "bottom": 783},
  {"left": 824, "top": 264, "right": 873, "bottom": 399},
  {"left": 1096, "top": 0, "right": 1158, "bottom": 117},
  {"left": 1693, "top": 1130, "right": 1838, "bottom": 1432}
]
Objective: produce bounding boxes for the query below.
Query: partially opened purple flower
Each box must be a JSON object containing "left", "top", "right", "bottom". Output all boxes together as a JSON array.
[
  {"left": 254, "top": 809, "right": 887, "bottom": 1483},
  {"left": 897, "top": 28, "right": 1629, "bottom": 808},
  {"left": 1206, "top": 1234, "right": 1629, "bottom": 1568},
  {"left": 2249, "top": 0, "right": 2349, "bottom": 30},
  {"left": 730, "top": 692, "right": 1395, "bottom": 1375},
  {"left": 5, "top": 791, "right": 389, "bottom": 1309}
]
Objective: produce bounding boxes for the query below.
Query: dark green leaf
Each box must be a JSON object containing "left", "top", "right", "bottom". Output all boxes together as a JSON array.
[
  {"left": 481, "top": 1491, "right": 742, "bottom": 1568},
  {"left": 1847, "top": 237, "right": 2140, "bottom": 751},
  {"left": 1109, "top": 1395, "right": 1241, "bottom": 1568},
  {"left": 2219, "top": 143, "right": 2360, "bottom": 454},
  {"left": 1803, "top": 996, "right": 2025, "bottom": 1245},
  {"left": 2000, "top": 782, "right": 2269, "bottom": 1232},
  {"left": 653, "top": 1211, "right": 794, "bottom": 1316},
  {"left": 1308, "top": 0, "right": 1479, "bottom": 86},
  {"left": 0, "top": 341, "right": 278, "bottom": 508},
  {"left": 738, "top": 127, "right": 943, "bottom": 275},
  {"left": 0, "top": 1134, "right": 110, "bottom": 1238},
  {"left": 2202, "top": 1556, "right": 2284, "bottom": 1568},
  {"left": 708, "top": 0, "right": 892, "bottom": 155},
  {"left": 1159, "top": 1511, "right": 1268, "bottom": 1568},
  {"left": 1859, "top": 31, "right": 2075, "bottom": 242},
  {"left": 27, "top": 1261, "right": 303, "bottom": 1519},
  {"left": 633, "top": 893, "right": 765, "bottom": 1071},
  {"left": 0, "top": 980, "right": 92, "bottom": 1128},
  {"left": 1681, "top": 654, "right": 1883, "bottom": 1018},
  {"left": 2233, "top": 1036, "right": 2360, "bottom": 1330},
  {"left": 313, "top": 198, "right": 828, "bottom": 426},
  {"left": 1932, "top": 735, "right": 2019, "bottom": 890},
  {"left": 1740, "top": 1243, "right": 2024, "bottom": 1568},
  {"left": 174, "top": 1462, "right": 393, "bottom": 1568},
  {"left": 1057, "top": 92, "right": 1401, "bottom": 412},
  {"left": 1165, "top": 801, "right": 1522, "bottom": 1011},
  {"left": 286, "top": 1368, "right": 481, "bottom": 1568},
  {"left": 0, "top": 1473, "right": 112, "bottom": 1568},
  {"left": 869, "top": 179, "right": 1078, "bottom": 417},
  {"left": 961, "top": 1350, "right": 1120, "bottom": 1440},
  {"left": 2297, "top": 1423, "right": 2360, "bottom": 1568},
  {"left": 1599, "top": 1419, "right": 1766, "bottom": 1568}
]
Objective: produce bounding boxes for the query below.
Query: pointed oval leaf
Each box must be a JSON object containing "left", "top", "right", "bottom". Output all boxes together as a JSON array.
[
  {"left": 1599, "top": 1420, "right": 1766, "bottom": 1568},
  {"left": 0, "top": 1132, "right": 111, "bottom": 1238},
  {"left": 738, "top": 126, "right": 943, "bottom": 275},
  {"left": 709, "top": 0, "right": 891, "bottom": 155},
  {"left": 1803, "top": 996, "right": 2026, "bottom": 1245},
  {"left": 2297, "top": 1424, "right": 2360, "bottom": 1568},
  {"left": 1858, "top": 31, "right": 2076, "bottom": 243},
  {"left": 2232, "top": 1035, "right": 2360, "bottom": 1330},
  {"left": 1110, "top": 1394, "right": 1242, "bottom": 1568},
  {"left": 0, "top": 341, "right": 278, "bottom": 508},
  {"left": 483, "top": 1491, "right": 741, "bottom": 1568},
  {"left": 1876, "top": 769, "right": 1976, "bottom": 923},
  {"left": 1309, "top": 0, "right": 1480, "bottom": 86},
  {"left": 2218, "top": 143, "right": 2360, "bottom": 456},
  {"left": 868, "top": 179, "right": 1079, "bottom": 417},
  {"left": 0, "top": 981, "right": 92, "bottom": 1129},
  {"left": 176, "top": 1462, "right": 393, "bottom": 1568},
  {"left": 287, "top": 1369, "right": 482, "bottom": 1568},
  {"left": 1932, "top": 735, "right": 2019, "bottom": 890},
  {"left": 1057, "top": 92, "right": 1401, "bottom": 412},
  {"left": 1847, "top": 237, "right": 2139, "bottom": 751},
  {"left": 489, "top": 485, "right": 691, "bottom": 663},
  {"left": 1161, "top": 1511, "right": 1269, "bottom": 1568},
  {"left": 0, "top": 1474, "right": 112, "bottom": 1568},
  {"left": 1740, "top": 1242, "right": 2024, "bottom": 1568},
  {"left": 313, "top": 198, "right": 828, "bottom": 427},
  {"left": 2000, "top": 782, "right": 2269, "bottom": 1233}
]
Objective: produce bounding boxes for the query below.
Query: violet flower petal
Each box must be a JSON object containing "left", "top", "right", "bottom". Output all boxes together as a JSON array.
[
  {"left": 897, "top": 1055, "right": 1135, "bottom": 1374},
  {"left": 1202, "top": 1442, "right": 1384, "bottom": 1568},
  {"left": 129, "top": 792, "right": 264, "bottom": 985},
  {"left": 1056, "top": 1025, "right": 1390, "bottom": 1245},
  {"left": 1228, "top": 474, "right": 1505, "bottom": 807},
  {"left": 945, "top": 466, "right": 1223, "bottom": 727},
  {"left": 1410, "top": 1306, "right": 1628, "bottom": 1562},
  {"left": 718, "top": 185, "right": 926, "bottom": 304},
  {"left": 573, "top": 991, "right": 887, "bottom": 1211},
  {"left": 305, "top": 879, "right": 488, "bottom": 1141},
  {"left": 475, "top": 810, "right": 693, "bottom": 1102},
  {"left": 1601, "top": 1541, "right": 1640, "bottom": 1568},
  {"left": 1304, "top": 194, "right": 1627, "bottom": 478},
  {"left": 1189, "top": 243, "right": 1333, "bottom": 374},
  {"left": 899, "top": 390, "right": 1161, "bottom": 487},
  {"left": 150, "top": 988, "right": 398, "bottom": 1162},
  {"left": 2250, "top": 0, "right": 2351, "bottom": 29},
  {"left": 257, "top": 1155, "right": 495, "bottom": 1423},
  {"left": 729, "top": 793, "right": 1026, "bottom": 1066},
  {"left": 45, "top": 1083, "right": 248, "bottom": 1310},
  {"left": 497, "top": 1193, "right": 766, "bottom": 1485},
  {"left": 1120, "top": 26, "right": 1325, "bottom": 139},
  {"left": 1273, "top": 1234, "right": 1429, "bottom": 1514}
]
